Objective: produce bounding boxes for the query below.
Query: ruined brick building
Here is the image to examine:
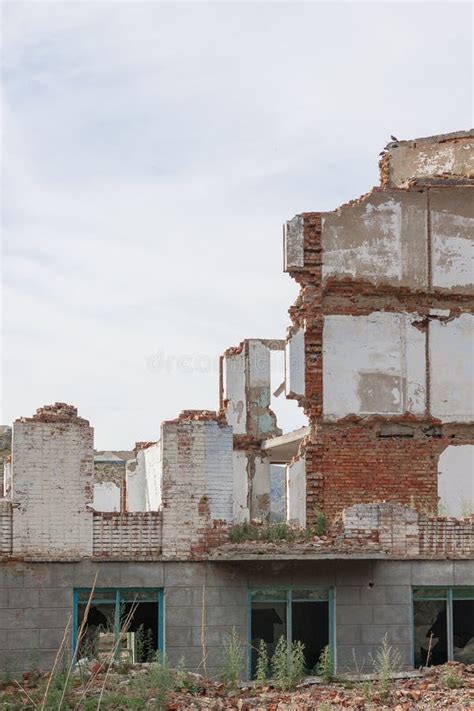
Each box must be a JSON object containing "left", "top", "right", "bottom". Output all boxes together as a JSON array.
[{"left": 1, "top": 131, "right": 473, "bottom": 679}]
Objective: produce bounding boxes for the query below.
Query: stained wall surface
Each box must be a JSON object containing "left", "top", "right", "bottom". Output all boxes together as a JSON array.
[
  {"left": 323, "top": 313, "right": 426, "bottom": 419},
  {"left": 1, "top": 559, "right": 472, "bottom": 680}
]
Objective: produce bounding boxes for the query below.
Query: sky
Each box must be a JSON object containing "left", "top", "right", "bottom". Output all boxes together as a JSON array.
[{"left": 1, "top": 1, "right": 472, "bottom": 449}]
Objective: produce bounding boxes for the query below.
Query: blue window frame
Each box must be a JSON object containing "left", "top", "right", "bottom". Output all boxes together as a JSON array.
[
  {"left": 412, "top": 587, "right": 474, "bottom": 667},
  {"left": 248, "top": 588, "right": 334, "bottom": 678},
  {"left": 73, "top": 588, "right": 164, "bottom": 663}
]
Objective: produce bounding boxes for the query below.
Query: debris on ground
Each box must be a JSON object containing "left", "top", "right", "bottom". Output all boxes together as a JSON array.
[{"left": 0, "top": 661, "right": 473, "bottom": 709}]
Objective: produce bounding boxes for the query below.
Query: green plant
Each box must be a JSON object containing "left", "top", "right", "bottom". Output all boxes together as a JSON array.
[
  {"left": 271, "top": 636, "right": 289, "bottom": 689},
  {"left": 228, "top": 522, "right": 260, "bottom": 543},
  {"left": 255, "top": 639, "right": 269, "bottom": 684},
  {"left": 371, "top": 634, "right": 402, "bottom": 701},
  {"left": 362, "top": 679, "right": 373, "bottom": 702},
  {"left": 228, "top": 522, "right": 299, "bottom": 544},
  {"left": 288, "top": 640, "right": 306, "bottom": 688},
  {"left": 148, "top": 652, "right": 174, "bottom": 709},
  {"left": 271, "top": 636, "right": 306, "bottom": 690},
  {"left": 441, "top": 665, "right": 463, "bottom": 689},
  {"left": 315, "top": 645, "right": 333, "bottom": 682},
  {"left": 173, "top": 656, "right": 202, "bottom": 695},
  {"left": 310, "top": 510, "right": 327, "bottom": 537},
  {"left": 219, "top": 628, "right": 245, "bottom": 688},
  {"left": 135, "top": 623, "right": 145, "bottom": 663},
  {"left": 261, "top": 523, "right": 296, "bottom": 542}
]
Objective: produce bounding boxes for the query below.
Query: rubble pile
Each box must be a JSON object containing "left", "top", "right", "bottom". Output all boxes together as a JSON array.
[{"left": 1, "top": 661, "right": 473, "bottom": 709}]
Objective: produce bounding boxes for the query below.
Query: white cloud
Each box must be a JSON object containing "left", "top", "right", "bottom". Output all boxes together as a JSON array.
[{"left": 1, "top": 1, "right": 472, "bottom": 446}]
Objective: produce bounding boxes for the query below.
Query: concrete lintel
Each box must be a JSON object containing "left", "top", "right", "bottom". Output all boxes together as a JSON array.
[{"left": 261, "top": 426, "right": 310, "bottom": 463}]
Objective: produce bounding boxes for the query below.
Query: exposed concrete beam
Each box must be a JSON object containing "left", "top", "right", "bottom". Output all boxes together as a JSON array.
[{"left": 261, "top": 426, "right": 310, "bottom": 463}]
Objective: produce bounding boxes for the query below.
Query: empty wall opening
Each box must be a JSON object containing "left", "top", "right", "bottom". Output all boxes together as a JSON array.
[{"left": 270, "top": 351, "right": 308, "bottom": 434}]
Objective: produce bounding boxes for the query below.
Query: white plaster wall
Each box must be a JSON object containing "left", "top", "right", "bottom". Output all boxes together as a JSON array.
[
  {"left": 286, "top": 457, "right": 306, "bottom": 527},
  {"left": 285, "top": 329, "right": 305, "bottom": 398},
  {"left": 432, "top": 197, "right": 473, "bottom": 290},
  {"left": 248, "top": 340, "right": 275, "bottom": 436},
  {"left": 323, "top": 313, "right": 426, "bottom": 419},
  {"left": 126, "top": 457, "right": 146, "bottom": 511},
  {"left": 223, "top": 351, "right": 247, "bottom": 434},
  {"left": 232, "top": 451, "right": 249, "bottom": 523},
  {"left": 248, "top": 340, "right": 271, "bottom": 388},
  {"left": 387, "top": 136, "right": 474, "bottom": 187},
  {"left": 438, "top": 445, "right": 474, "bottom": 517},
  {"left": 144, "top": 443, "right": 162, "bottom": 511},
  {"left": 92, "top": 481, "right": 120, "bottom": 512},
  {"left": 430, "top": 314, "right": 474, "bottom": 422},
  {"left": 11, "top": 419, "right": 94, "bottom": 557},
  {"left": 284, "top": 215, "right": 304, "bottom": 270},
  {"left": 250, "top": 454, "right": 271, "bottom": 520},
  {"left": 270, "top": 464, "right": 286, "bottom": 522},
  {"left": 322, "top": 192, "right": 428, "bottom": 290}
]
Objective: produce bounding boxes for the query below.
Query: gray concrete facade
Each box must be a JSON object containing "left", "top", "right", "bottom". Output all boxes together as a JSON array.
[{"left": 0, "top": 559, "right": 473, "bottom": 680}]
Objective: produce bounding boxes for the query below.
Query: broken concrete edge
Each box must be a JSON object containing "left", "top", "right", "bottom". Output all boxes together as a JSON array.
[{"left": 383, "top": 128, "right": 474, "bottom": 150}]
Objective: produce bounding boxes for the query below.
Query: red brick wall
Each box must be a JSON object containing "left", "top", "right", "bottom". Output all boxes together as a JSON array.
[{"left": 309, "top": 424, "right": 443, "bottom": 521}]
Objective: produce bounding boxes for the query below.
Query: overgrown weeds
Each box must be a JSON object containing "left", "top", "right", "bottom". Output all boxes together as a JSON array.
[
  {"left": 370, "top": 633, "right": 402, "bottom": 701},
  {"left": 441, "top": 665, "right": 464, "bottom": 689},
  {"left": 315, "top": 645, "right": 333, "bottom": 683},
  {"left": 219, "top": 628, "right": 245, "bottom": 688},
  {"left": 255, "top": 639, "right": 269, "bottom": 684},
  {"left": 228, "top": 519, "right": 326, "bottom": 544},
  {"left": 271, "top": 636, "right": 306, "bottom": 690}
]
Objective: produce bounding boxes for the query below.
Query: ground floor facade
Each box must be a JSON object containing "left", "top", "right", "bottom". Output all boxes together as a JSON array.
[{"left": 0, "top": 559, "right": 473, "bottom": 680}]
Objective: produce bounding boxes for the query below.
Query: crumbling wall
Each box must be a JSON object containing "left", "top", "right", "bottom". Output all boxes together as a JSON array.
[
  {"left": 343, "top": 502, "right": 474, "bottom": 558},
  {"left": 161, "top": 412, "right": 233, "bottom": 558},
  {"left": 380, "top": 131, "right": 474, "bottom": 188},
  {"left": 220, "top": 339, "right": 283, "bottom": 522},
  {"left": 11, "top": 404, "right": 94, "bottom": 558},
  {"left": 221, "top": 339, "right": 282, "bottom": 440},
  {"left": 284, "top": 132, "right": 474, "bottom": 524}
]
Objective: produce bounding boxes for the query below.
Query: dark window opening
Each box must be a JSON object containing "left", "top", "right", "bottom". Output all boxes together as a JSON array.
[
  {"left": 250, "top": 601, "right": 287, "bottom": 677},
  {"left": 413, "top": 588, "right": 474, "bottom": 667},
  {"left": 75, "top": 589, "right": 162, "bottom": 664},
  {"left": 292, "top": 600, "right": 329, "bottom": 672},
  {"left": 413, "top": 599, "right": 447, "bottom": 667},
  {"left": 453, "top": 600, "right": 474, "bottom": 664},
  {"left": 121, "top": 601, "right": 158, "bottom": 663},
  {"left": 250, "top": 589, "right": 331, "bottom": 678}
]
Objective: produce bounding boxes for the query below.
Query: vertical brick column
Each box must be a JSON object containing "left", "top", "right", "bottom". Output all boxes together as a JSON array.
[{"left": 11, "top": 403, "right": 94, "bottom": 558}]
